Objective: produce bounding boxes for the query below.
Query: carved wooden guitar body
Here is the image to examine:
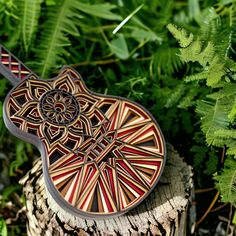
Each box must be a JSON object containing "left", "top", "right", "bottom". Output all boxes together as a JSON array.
[{"left": 0, "top": 45, "right": 166, "bottom": 218}]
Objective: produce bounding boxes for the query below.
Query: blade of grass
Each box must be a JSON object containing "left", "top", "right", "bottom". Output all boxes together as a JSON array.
[{"left": 112, "top": 4, "right": 143, "bottom": 34}]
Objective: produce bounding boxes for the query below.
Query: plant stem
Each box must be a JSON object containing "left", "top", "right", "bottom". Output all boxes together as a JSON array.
[
  {"left": 211, "top": 203, "right": 228, "bottom": 213},
  {"left": 195, "top": 187, "right": 215, "bottom": 194},
  {"left": 196, "top": 191, "right": 220, "bottom": 226}
]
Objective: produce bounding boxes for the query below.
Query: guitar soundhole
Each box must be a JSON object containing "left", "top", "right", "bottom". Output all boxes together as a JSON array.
[{"left": 39, "top": 89, "right": 80, "bottom": 125}]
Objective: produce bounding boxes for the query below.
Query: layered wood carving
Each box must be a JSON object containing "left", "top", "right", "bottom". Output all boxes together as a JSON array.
[
  {"left": 1, "top": 44, "right": 166, "bottom": 218},
  {"left": 0, "top": 46, "right": 35, "bottom": 84}
]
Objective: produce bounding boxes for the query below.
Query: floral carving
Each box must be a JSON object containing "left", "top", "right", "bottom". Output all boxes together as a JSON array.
[
  {"left": 40, "top": 89, "right": 79, "bottom": 125},
  {"left": 5, "top": 67, "right": 165, "bottom": 217}
]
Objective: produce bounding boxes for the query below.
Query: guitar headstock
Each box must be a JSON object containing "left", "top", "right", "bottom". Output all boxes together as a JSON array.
[
  {"left": 1, "top": 45, "right": 166, "bottom": 218},
  {"left": 0, "top": 45, "right": 37, "bottom": 85}
]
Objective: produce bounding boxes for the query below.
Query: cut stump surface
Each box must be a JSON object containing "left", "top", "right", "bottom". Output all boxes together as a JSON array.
[{"left": 20, "top": 145, "right": 193, "bottom": 236}]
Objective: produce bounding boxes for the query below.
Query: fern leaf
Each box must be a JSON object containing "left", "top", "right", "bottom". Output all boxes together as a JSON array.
[
  {"left": 214, "top": 158, "right": 236, "bottom": 206},
  {"left": 168, "top": 22, "right": 233, "bottom": 87},
  {"left": 214, "top": 129, "right": 236, "bottom": 149},
  {"left": 184, "top": 71, "right": 209, "bottom": 82},
  {"left": 204, "top": 156, "right": 218, "bottom": 175},
  {"left": 227, "top": 144, "right": 236, "bottom": 157},
  {"left": 196, "top": 99, "right": 230, "bottom": 145},
  {"left": 153, "top": 46, "right": 184, "bottom": 75},
  {"left": 167, "top": 23, "right": 193, "bottom": 48},
  {"left": 165, "top": 83, "right": 185, "bottom": 108},
  {"left": 204, "top": 19, "right": 232, "bottom": 60},
  {"left": 207, "top": 61, "right": 225, "bottom": 86},
  {"left": 18, "top": 0, "right": 43, "bottom": 52},
  {"left": 229, "top": 98, "right": 236, "bottom": 122},
  {"left": 178, "top": 87, "right": 200, "bottom": 109},
  {"left": 207, "top": 85, "right": 236, "bottom": 122},
  {"left": 214, "top": 129, "right": 236, "bottom": 139},
  {"left": 34, "top": 1, "right": 73, "bottom": 77},
  {"left": 207, "top": 84, "right": 236, "bottom": 100},
  {"left": 34, "top": 0, "right": 121, "bottom": 78},
  {"left": 180, "top": 41, "right": 215, "bottom": 66}
]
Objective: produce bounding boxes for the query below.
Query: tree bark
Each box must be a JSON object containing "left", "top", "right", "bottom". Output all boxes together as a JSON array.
[{"left": 20, "top": 145, "right": 193, "bottom": 236}]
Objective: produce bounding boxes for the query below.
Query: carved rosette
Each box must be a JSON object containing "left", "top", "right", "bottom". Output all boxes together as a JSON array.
[
  {"left": 5, "top": 67, "right": 165, "bottom": 217},
  {"left": 39, "top": 89, "right": 80, "bottom": 125}
]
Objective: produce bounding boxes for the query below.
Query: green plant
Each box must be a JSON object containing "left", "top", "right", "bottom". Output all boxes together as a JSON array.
[
  {"left": 167, "top": 6, "right": 236, "bottom": 206},
  {"left": 0, "top": 0, "right": 195, "bottom": 234},
  {"left": 0, "top": 216, "right": 7, "bottom": 236},
  {"left": 1, "top": 0, "right": 236, "bottom": 234}
]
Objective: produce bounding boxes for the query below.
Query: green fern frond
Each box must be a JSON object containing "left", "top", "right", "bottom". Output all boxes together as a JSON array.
[
  {"left": 201, "top": 15, "right": 231, "bottom": 57},
  {"left": 34, "top": 0, "right": 121, "bottom": 78},
  {"left": 229, "top": 99, "right": 236, "bottom": 122},
  {"left": 207, "top": 86, "right": 236, "bottom": 122},
  {"left": 167, "top": 23, "right": 234, "bottom": 86},
  {"left": 214, "top": 158, "right": 236, "bottom": 206},
  {"left": 207, "top": 62, "right": 225, "bottom": 86},
  {"left": 214, "top": 129, "right": 236, "bottom": 139},
  {"left": 206, "top": 85, "right": 236, "bottom": 122},
  {"left": 179, "top": 41, "right": 215, "bottom": 66},
  {"left": 196, "top": 99, "right": 230, "bottom": 145},
  {"left": 34, "top": 0, "right": 77, "bottom": 78},
  {"left": 226, "top": 144, "right": 236, "bottom": 156},
  {"left": 213, "top": 129, "right": 236, "bottom": 149},
  {"left": 17, "top": 0, "right": 43, "bottom": 52},
  {"left": 153, "top": 46, "right": 184, "bottom": 75},
  {"left": 207, "top": 84, "right": 236, "bottom": 100},
  {"left": 184, "top": 61, "right": 224, "bottom": 86},
  {"left": 165, "top": 83, "right": 204, "bottom": 109},
  {"left": 178, "top": 87, "right": 201, "bottom": 109},
  {"left": 167, "top": 23, "right": 193, "bottom": 47},
  {"left": 184, "top": 71, "right": 209, "bottom": 82},
  {"left": 165, "top": 83, "right": 185, "bottom": 108}
]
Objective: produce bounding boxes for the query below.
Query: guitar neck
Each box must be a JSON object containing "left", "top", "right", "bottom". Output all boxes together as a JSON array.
[{"left": 0, "top": 45, "right": 37, "bottom": 85}]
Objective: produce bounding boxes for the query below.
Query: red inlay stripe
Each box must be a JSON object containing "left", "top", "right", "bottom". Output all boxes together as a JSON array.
[
  {"left": 121, "top": 146, "right": 150, "bottom": 156},
  {"left": 107, "top": 168, "right": 116, "bottom": 203},
  {"left": 130, "top": 160, "right": 161, "bottom": 166},
  {"left": 79, "top": 180, "right": 97, "bottom": 210},
  {"left": 52, "top": 169, "right": 76, "bottom": 181},
  {"left": 117, "top": 126, "right": 140, "bottom": 138},
  {"left": 99, "top": 179, "right": 113, "bottom": 212},
  {"left": 110, "top": 109, "right": 118, "bottom": 130},
  {"left": 11, "top": 65, "right": 19, "bottom": 70},
  {"left": 118, "top": 174, "right": 145, "bottom": 195},
  {"left": 1, "top": 58, "right": 9, "bottom": 63},
  {"left": 68, "top": 170, "right": 81, "bottom": 204},
  {"left": 117, "top": 160, "right": 140, "bottom": 183}
]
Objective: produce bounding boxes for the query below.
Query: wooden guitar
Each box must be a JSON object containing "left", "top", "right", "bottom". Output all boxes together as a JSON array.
[{"left": 0, "top": 45, "right": 166, "bottom": 218}]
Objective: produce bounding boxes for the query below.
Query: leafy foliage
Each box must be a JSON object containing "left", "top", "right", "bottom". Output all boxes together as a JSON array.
[
  {"left": 18, "top": 0, "right": 43, "bottom": 52},
  {"left": 214, "top": 158, "right": 236, "bottom": 206},
  {"left": 0, "top": 216, "right": 7, "bottom": 236},
  {"left": 33, "top": 1, "right": 122, "bottom": 77},
  {"left": 168, "top": 11, "right": 236, "bottom": 206},
  {"left": 196, "top": 99, "right": 230, "bottom": 145},
  {"left": 1, "top": 0, "right": 236, "bottom": 234}
]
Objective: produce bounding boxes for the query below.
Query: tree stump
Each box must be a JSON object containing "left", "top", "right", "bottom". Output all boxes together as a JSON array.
[{"left": 20, "top": 145, "right": 193, "bottom": 236}]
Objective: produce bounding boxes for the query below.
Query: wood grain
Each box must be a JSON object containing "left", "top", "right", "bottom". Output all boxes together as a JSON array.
[{"left": 20, "top": 145, "right": 193, "bottom": 236}]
